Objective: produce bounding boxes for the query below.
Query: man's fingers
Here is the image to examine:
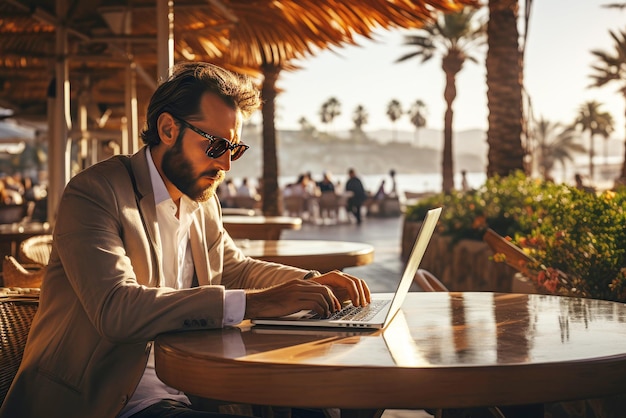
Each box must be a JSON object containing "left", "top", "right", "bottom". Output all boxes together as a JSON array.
[
  {"left": 312, "top": 271, "right": 371, "bottom": 306},
  {"left": 340, "top": 272, "right": 372, "bottom": 304}
]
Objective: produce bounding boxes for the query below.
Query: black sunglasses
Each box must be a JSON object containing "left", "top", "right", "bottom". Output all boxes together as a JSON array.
[{"left": 173, "top": 116, "right": 249, "bottom": 161}]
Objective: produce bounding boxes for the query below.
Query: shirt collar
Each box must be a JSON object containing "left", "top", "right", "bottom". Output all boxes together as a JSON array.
[
  {"left": 146, "top": 147, "right": 171, "bottom": 206},
  {"left": 145, "top": 148, "right": 200, "bottom": 212}
]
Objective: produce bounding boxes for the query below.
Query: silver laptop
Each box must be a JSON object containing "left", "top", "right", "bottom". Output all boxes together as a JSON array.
[{"left": 252, "top": 207, "right": 442, "bottom": 329}]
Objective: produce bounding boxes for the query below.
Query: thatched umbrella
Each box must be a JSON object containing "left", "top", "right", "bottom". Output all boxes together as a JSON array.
[
  {"left": 0, "top": 0, "right": 477, "bottom": 219},
  {"left": 174, "top": 0, "right": 480, "bottom": 214}
]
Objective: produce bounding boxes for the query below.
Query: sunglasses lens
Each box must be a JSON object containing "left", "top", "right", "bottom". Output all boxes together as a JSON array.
[
  {"left": 206, "top": 139, "right": 248, "bottom": 161},
  {"left": 231, "top": 145, "right": 247, "bottom": 161},
  {"left": 206, "top": 140, "right": 229, "bottom": 159}
]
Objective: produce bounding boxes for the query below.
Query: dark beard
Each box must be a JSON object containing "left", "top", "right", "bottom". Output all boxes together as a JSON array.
[{"left": 161, "top": 134, "right": 224, "bottom": 202}]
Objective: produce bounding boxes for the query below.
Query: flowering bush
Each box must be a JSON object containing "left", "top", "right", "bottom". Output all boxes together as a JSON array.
[{"left": 405, "top": 171, "right": 626, "bottom": 302}]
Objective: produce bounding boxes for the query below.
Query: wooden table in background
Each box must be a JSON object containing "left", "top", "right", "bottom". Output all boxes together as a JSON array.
[
  {"left": 156, "top": 292, "right": 626, "bottom": 417},
  {"left": 223, "top": 216, "right": 302, "bottom": 240},
  {"left": 0, "top": 223, "right": 51, "bottom": 270},
  {"left": 237, "top": 239, "right": 374, "bottom": 273}
]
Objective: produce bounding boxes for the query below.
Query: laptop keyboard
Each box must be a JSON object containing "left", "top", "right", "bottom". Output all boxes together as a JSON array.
[{"left": 318, "top": 299, "right": 389, "bottom": 321}]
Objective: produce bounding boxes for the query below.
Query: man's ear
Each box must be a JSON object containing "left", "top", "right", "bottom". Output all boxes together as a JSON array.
[{"left": 157, "top": 113, "right": 178, "bottom": 146}]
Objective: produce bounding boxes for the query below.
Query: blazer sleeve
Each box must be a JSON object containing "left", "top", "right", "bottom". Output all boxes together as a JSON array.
[
  {"left": 52, "top": 158, "right": 230, "bottom": 343},
  {"left": 198, "top": 195, "right": 312, "bottom": 289}
]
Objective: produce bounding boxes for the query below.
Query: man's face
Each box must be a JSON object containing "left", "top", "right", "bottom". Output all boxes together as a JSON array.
[
  {"left": 161, "top": 135, "right": 225, "bottom": 202},
  {"left": 160, "top": 93, "right": 242, "bottom": 202}
]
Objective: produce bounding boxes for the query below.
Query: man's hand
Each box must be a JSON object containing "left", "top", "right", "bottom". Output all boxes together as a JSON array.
[
  {"left": 245, "top": 280, "right": 341, "bottom": 319},
  {"left": 310, "top": 271, "right": 371, "bottom": 307}
]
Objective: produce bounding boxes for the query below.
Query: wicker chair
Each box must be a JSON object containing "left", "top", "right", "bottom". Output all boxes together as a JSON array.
[
  {"left": 18, "top": 234, "right": 53, "bottom": 266},
  {"left": 2, "top": 256, "right": 46, "bottom": 289},
  {"left": 0, "top": 296, "right": 39, "bottom": 404},
  {"left": 317, "top": 192, "right": 339, "bottom": 222}
]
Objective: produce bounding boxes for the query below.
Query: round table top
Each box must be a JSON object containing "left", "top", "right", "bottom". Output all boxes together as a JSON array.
[
  {"left": 237, "top": 239, "right": 374, "bottom": 272},
  {"left": 222, "top": 215, "right": 302, "bottom": 227},
  {"left": 155, "top": 292, "right": 626, "bottom": 410},
  {"left": 222, "top": 216, "right": 302, "bottom": 240}
]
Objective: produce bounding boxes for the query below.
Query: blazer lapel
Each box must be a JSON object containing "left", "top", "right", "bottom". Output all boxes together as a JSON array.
[
  {"left": 129, "top": 149, "right": 164, "bottom": 286},
  {"left": 190, "top": 208, "right": 211, "bottom": 285}
]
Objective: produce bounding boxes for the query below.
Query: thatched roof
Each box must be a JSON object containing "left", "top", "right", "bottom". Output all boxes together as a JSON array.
[{"left": 0, "top": 0, "right": 477, "bottom": 126}]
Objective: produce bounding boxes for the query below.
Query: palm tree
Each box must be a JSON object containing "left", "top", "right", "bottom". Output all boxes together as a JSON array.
[
  {"left": 533, "top": 117, "right": 586, "bottom": 182},
  {"left": 574, "top": 101, "right": 615, "bottom": 183},
  {"left": 319, "top": 97, "right": 341, "bottom": 134},
  {"left": 396, "top": 7, "right": 485, "bottom": 193},
  {"left": 260, "top": 62, "right": 283, "bottom": 216},
  {"left": 298, "top": 116, "right": 317, "bottom": 140},
  {"left": 352, "top": 105, "right": 369, "bottom": 142},
  {"left": 486, "top": 0, "right": 526, "bottom": 177},
  {"left": 386, "top": 99, "right": 403, "bottom": 142},
  {"left": 600, "top": 113, "right": 616, "bottom": 165},
  {"left": 408, "top": 99, "right": 428, "bottom": 146},
  {"left": 589, "top": 27, "right": 626, "bottom": 181}
]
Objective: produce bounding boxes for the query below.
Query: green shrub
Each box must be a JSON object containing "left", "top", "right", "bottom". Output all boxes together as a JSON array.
[{"left": 405, "top": 171, "right": 626, "bottom": 302}]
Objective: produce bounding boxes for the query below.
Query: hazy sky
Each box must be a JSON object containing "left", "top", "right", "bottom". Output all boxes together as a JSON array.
[{"left": 271, "top": 1, "right": 626, "bottom": 141}]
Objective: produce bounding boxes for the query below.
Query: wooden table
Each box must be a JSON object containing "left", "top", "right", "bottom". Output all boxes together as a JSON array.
[
  {"left": 237, "top": 239, "right": 374, "bottom": 272},
  {"left": 223, "top": 216, "right": 302, "bottom": 240},
  {"left": 155, "top": 292, "right": 626, "bottom": 415},
  {"left": 221, "top": 208, "right": 256, "bottom": 216}
]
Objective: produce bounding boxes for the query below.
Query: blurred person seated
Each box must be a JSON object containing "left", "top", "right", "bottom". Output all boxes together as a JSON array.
[
  {"left": 236, "top": 177, "right": 258, "bottom": 198},
  {"left": 374, "top": 180, "right": 387, "bottom": 200},
  {"left": 217, "top": 178, "right": 237, "bottom": 208},
  {"left": 317, "top": 171, "right": 335, "bottom": 193}
]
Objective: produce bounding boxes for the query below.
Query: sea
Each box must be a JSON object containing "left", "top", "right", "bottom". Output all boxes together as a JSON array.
[
  {"left": 271, "top": 171, "right": 489, "bottom": 199},
  {"left": 231, "top": 155, "right": 622, "bottom": 199}
]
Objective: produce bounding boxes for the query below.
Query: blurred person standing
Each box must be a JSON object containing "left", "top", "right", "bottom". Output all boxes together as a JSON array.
[{"left": 345, "top": 168, "right": 367, "bottom": 225}]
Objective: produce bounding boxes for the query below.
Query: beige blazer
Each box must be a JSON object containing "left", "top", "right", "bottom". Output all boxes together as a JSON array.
[{"left": 0, "top": 149, "right": 309, "bottom": 418}]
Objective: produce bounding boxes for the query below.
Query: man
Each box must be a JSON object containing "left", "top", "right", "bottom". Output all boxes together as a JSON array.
[
  {"left": 345, "top": 168, "right": 367, "bottom": 225},
  {"left": 0, "top": 62, "right": 370, "bottom": 418}
]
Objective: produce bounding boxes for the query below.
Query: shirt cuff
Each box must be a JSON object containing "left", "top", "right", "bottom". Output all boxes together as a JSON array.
[{"left": 224, "top": 290, "right": 245, "bottom": 326}]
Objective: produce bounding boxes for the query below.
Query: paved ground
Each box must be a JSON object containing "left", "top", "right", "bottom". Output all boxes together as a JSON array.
[
  {"left": 282, "top": 215, "right": 432, "bottom": 418},
  {"left": 281, "top": 215, "right": 410, "bottom": 293}
]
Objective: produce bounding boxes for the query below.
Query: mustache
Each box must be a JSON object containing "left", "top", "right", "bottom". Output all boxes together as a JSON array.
[{"left": 200, "top": 169, "right": 225, "bottom": 181}]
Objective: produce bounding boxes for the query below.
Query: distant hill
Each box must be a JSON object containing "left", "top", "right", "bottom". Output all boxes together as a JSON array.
[{"left": 229, "top": 126, "right": 488, "bottom": 180}]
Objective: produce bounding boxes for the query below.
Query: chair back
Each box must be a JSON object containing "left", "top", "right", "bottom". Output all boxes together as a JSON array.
[
  {"left": 413, "top": 269, "right": 448, "bottom": 292},
  {"left": 0, "top": 297, "right": 39, "bottom": 405},
  {"left": 2, "top": 256, "right": 46, "bottom": 289},
  {"left": 0, "top": 205, "right": 26, "bottom": 225},
  {"left": 19, "top": 234, "right": 53, "bottom": 266},
  {"left": 283, "top": 195, "right": 306, "bottom": 217},
  {"left": 318, "top": 192, "right": 339, "bottom": 211},
  {"left": 482, "top": 228, "right": 534, "bottom": 276},
  {"left": 232, "top": 196, "right": 259, "bottom": 210}
]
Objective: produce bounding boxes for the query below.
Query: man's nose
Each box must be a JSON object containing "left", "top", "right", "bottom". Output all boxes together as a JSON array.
[{"left": 213, "top": 151, "right": 231, "bottom": 171}]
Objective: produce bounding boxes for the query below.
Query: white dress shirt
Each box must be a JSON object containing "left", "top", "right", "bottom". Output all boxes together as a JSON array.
[{"left": 119, "top": 148, "right": 245, "bottom": 417}]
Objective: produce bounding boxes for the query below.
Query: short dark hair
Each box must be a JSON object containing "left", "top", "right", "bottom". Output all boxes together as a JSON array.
[{"left": 141, "top": 61, "right": 261, "bottom": 146}]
